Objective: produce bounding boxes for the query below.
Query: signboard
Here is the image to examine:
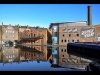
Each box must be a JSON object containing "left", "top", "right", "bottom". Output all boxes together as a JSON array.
[
  {"left": 81, "top": 28, "right": 95, "bottom": 38},
  {"left": 73, "top": 28, "right": 78, "bottom": 33},
  {"left": 62, "top": 28, "right": 78, "bottom": 33}
]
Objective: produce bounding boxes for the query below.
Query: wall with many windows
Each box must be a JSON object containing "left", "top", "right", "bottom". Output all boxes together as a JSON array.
[
  {"left": 1, "top": 25, "right": 19, "bottom": 45},
  {"left": 59, "top": 23, "right": 96, "bottom": 45},
  {"left": 19, "top": 28, "right": 48, "bottom": 45}
]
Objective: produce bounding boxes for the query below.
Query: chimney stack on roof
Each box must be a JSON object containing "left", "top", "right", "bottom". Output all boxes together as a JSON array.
[{"left": 88, "top": 5, "right": 92, "bottom": 26}]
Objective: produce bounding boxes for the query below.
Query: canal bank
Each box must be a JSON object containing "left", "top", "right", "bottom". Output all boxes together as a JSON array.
[{"left": 16, "top": 44, "right": 67, "bottom": 47}]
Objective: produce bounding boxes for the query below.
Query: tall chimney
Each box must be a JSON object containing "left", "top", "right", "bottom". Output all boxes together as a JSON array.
[{"left": 88, "top": 5, "right": 92, "bottom": 26}]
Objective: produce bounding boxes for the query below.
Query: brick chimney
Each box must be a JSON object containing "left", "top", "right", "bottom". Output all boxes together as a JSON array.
[{"left": 88, "top": 5, "right": 92, "bottom": 26}]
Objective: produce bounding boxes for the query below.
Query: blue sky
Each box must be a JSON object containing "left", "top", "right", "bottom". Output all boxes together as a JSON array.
[{"left": 0, "top": 4, "right": 100, "bottom": 28}]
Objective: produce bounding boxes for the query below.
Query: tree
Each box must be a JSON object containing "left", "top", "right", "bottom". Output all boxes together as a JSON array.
[{"left": 36, "top": 26, "right": 40, "bottom": 29}]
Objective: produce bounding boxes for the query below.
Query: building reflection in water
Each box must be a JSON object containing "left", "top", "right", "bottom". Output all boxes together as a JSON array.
[
  {"left": 0, "top": 45, "right": 52, "bottom": 65},
  {"left": 0, "top": 45, "right": 90, "bottom": 69},
  {"left": 19, "top": 46, "right": 48, "bottom": 62},
  {"left": 58, "top": 47, "right": 91, "bottom": 68},
  {"left": 48, "top": 46, "right": 91, "bottom": 68},
  {"left": 52, "top": 47, "right": 59, "bottom": 65},
  {"left": 1, "top": 46, "right": 19, "bottom": 63}
]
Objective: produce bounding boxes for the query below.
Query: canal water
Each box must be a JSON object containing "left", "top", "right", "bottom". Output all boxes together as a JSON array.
[{"left": 0, "top": 45, "right": 89, "bottom": 71}]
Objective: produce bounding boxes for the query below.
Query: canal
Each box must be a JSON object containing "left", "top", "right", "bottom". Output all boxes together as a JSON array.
[{"left": 0, "top": 45, "right": 90, "bottom": 71}]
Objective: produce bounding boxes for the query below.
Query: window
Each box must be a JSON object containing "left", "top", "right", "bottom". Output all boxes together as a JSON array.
[
  {"left": 34, "top": 34, "right": 35, "bottom": 37},
  {"left": 61, "top": 40, "right": 63, "bottom": 42},
  {"left": 77, "top": 40, "right": 79, "bottom": 42},
  {"left": 72, "top": 40, "right": 74, "bottom": 42},
  {"left": 29, "top": 35, "right": 31, "bottom": 38},
  {"left": 65, "top": 49, "right": 66, "bottom": 52},
  {"left": 62, "top": 55, "right": 64, "bottom": 57},
  {"left": 54, "top": 32, "right": 58, "bottom": 36},
  {"left": 68, "top": 40, "right": 70, "bottom": 42},
  {"left": 31, "top": 54, "right": 33, "bottom": 56},
  {"left": 69, "top": 34, "right": 71, "bottom": 37},
  {"left": 76, "top": 34, "right": 79, "bottom": 37},
  {"left": 34, "top": 53, "right": 36, "bottom": 56},
  {"left": 61, "top": 49, "right": 63, "bottom": 52},
  {"left": 65, "top": 40, "right": 66, "bottom": 42},
  {"left": 62, "top": 34, "right": 64, "bottom": 37}
]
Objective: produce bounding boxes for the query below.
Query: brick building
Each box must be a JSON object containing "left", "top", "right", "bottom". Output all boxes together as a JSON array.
[
  {"left": 0, "top": 24, "right": 51, "bottom": 46},
  {"left": 94, "top": 25, "right": 100, "bottom": 41},
  {"left": 49, "top": 22, "right": 100, "bottom": 66},
  {"left": 18, "top": 26, "right": 29, "bottom": 40},
  {"left": 58, "top": 22, "right": 96, "bottom": 45},
  {"left": 0, "top": 24, "right": 19, "bottom": 45},
  {"left": 19, "top": 27, "right": 48, "bottom": 45},
  {"left": 49, "top": 5, "right": 100, "bottom": 65}
]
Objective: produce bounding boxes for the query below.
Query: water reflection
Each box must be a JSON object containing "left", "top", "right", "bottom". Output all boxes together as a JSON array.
[
  {"left": 58, "top": 47, "right": 91, "bottom": 69},
  {"left": 1, "top": 46, "right": 19, "bottom": 63},
  {"left": 0, "top": 45, "right": 89, "bottom": 71},
  {"left": 21, "top": 46, "right": 49, "bottom": 65}
]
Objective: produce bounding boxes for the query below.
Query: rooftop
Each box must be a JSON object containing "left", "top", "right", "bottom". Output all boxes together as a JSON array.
[
  {"left": 51, "top": 21, "right": 87, "bottom": 24},
  {"left": 0, "top": 24, "right": 47, "bottom": 30},
  {"left": 49, "top": 21, "right": 87, "bottom": 28}
]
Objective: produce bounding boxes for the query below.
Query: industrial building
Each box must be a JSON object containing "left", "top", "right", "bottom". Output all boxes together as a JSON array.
[
  {"left": 0, "top": 23, "right": 19, "bottom": 46},
  {"left": 49, "top": 6, "right": 100, "bottom": 65},
  {"left": 19, "top": 27, "right": 49, "bottom": 46},
  {"left": 0, "top": 24, "right": 51, "bottom": 46}
]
